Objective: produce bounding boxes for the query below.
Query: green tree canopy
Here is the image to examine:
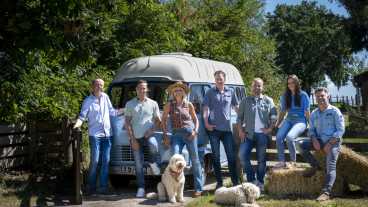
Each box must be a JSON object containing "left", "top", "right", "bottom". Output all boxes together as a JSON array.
[
  {"left": 169, "top": 0, "right": 283, "bottom": 98},
  {"left": 0, "top": 0, "right": 281, "bottom": 122},
  {"left": 335, "top": 0, "right": 368, "bottom": 52},
  {"left": 267, "top": 1, "right": 354, "bottom": 93}
]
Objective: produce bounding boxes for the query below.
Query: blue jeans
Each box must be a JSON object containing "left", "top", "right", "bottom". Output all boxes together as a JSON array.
[
  {"left": 133, "top": 136, "right": 160, "bottom": 188},
  {"left": 298, "top": 138, "right": 341, "bottom": 194},
  {"left": 171, "top": 128, "right": 203, "bottom": 192},
  {"left": 88, "top": 136, "right": 112, "bottom": 191},
  {"left": 276, "top": 120, "right": 306, "bottom": 162},
  {"left": 208, "top": 129, "right": 239, "bottom": 187},
  {"left": 239, "top": 133, "right": 269, "bottom": 184}
]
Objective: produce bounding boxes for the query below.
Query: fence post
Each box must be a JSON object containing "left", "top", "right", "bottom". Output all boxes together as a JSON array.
[{"left": 72, "top": 128, "right": 83, "bottom": 205}]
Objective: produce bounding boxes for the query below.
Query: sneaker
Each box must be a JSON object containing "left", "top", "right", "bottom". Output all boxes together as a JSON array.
[
  {"left": 258, "top": 182, "right": 265, "bottom": 192},
  {"left": 273, "top": 162, "right": 286, "bottom": 170},
  {"left": 193, "top": 191, "right": 202, "bottom": 198},
  {"left": 136, "top": 188, "right": 145, "bottom": 198},
  {"left": 149, "top": 163, "right": 161, "bottom": 175},
  {"left": 316, "top": 192, "right": 330, "bottom": 202},
  {"left": 302, "top": 166, "right": 320, "bottom": 178},
  {"left": 252, "top": 180, "right": 264, "bottom": 193},
  {"left": 286, "top": 161, "right": 297, "bottom": 169}
]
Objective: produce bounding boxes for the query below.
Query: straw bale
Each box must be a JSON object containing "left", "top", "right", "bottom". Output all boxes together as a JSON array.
[
  {"left": 337, "top": 146, "right": 368, "bottom": 192},
  {"left": 265, "top": 167, "right": 344, "bottom": 197},
  {"left": 265, "top": 145, "right": 368, "bottom": 197}
]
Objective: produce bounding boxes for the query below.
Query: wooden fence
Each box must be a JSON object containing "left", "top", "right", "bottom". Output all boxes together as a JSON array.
[
  {"left": 310, "top": 94, "right": 362, "bottom": 106},
  {"left": 0, "top": 124, "right": 29, "bottom": 170},
  {"left": 0, "top": 119, "right": 83, "bottom": 204},
  {"left": 0, "top": 119, "right": 73, "bottom": 171}
]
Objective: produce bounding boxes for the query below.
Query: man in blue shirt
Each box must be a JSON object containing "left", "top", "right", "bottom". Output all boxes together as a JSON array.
[
  {"left": 203, "top": 70, "right": 239, "bottom": 188},
  {"left": 74, "top": 79, "right": 121, "bottom": 195},
  {"left": 298, "top": 87, "right": 345, "bottom": 202}
]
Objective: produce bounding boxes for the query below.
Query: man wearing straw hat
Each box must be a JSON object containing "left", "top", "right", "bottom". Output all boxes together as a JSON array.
[
  {"left": 298, "top": 87, "right": 345, "bottom": 201},
  {"left": 125, "top": 80, "right": 162, "bottom": 198},
  {"left": 162, "top": 81, "right": 203, "bottom": 197},
  {"left": 203, "top": 70, "right": 239, "bottom": 188},
  {"left": 237, "top": 78, "right": 277, "bottom": 192}
]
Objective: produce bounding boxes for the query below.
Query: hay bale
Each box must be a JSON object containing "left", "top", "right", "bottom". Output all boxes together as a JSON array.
[
  {"left": 337, "top": 146, "right": 368, "bottom": 192},
  {"left": 265, "top": 167, "right": 344, "bottom": 197},
  {"left": 265, "top": 145, "right": 368, "bottom": 197}
]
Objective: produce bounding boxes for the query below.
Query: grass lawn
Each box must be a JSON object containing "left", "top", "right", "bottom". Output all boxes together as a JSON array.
[{"left": 186, "top": 194, "right": 368, "bottom": 207}]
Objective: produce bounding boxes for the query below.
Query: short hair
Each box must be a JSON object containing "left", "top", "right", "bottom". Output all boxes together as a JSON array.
[
  {"left": 252, "top": 77, "right": 264, "bottom": 85},
  {"left": 91, "top": 78, "right": 104, "bottom": 85},
  {"left": 214, "top": 70, "right": 226, "bottom": 79},
  {"left": 315, "top": 87, "right": 329, "bottom": 94},
  {"left": 136, "top": 79, "right": 147, "bottom": 86}
]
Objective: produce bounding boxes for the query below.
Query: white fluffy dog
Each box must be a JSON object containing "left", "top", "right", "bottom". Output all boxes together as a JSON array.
[
  {"left": 157, "top": 154, "right": 187, "bottom": 203},
  {"left": 214, "top": 182, "right": 261, "bottom": 207}
]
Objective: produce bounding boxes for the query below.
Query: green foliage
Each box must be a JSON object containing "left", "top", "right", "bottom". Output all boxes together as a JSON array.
[
  {"left": 335, "top": 0, "right": 368, "bottom": 52},
  {"left": 0, "top": 0, "right": 282, "bottom": 122},
  {"left": 267, "top": 1, "right": 354, "bottom": 93},
  {"left": 170, "top": 0, "right": 284, "bottom": 100}
]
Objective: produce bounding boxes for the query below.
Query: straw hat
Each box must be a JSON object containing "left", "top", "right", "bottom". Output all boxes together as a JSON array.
[{"left": 167, "top": 81, "right": 190, "bottom": 95}]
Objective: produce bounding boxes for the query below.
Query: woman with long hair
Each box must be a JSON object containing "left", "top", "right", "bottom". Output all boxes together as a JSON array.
[
  {"left": 161, "top": 81, "right": 203, "bottom": 197},
  {"left": 274, "top": 75, "right": 310, "bottom": 169}
]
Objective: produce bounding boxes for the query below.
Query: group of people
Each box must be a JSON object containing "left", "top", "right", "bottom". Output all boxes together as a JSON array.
[{"left": 74, "top": 71, "right": 344, "bottom": 202}]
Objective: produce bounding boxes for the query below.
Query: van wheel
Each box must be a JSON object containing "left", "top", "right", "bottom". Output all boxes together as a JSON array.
[{"left": 109, "top": 175, "right": 131, "bottom": 188}]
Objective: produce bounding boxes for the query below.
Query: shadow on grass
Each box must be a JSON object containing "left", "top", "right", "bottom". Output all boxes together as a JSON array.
[{"left": 1, "top": 167, "right": 76, "bottom": 207}]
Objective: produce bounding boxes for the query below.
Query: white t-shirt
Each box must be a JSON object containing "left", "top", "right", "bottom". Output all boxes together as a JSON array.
[{"left": 254, "top": 97, "right": 265, "bottom": 133}]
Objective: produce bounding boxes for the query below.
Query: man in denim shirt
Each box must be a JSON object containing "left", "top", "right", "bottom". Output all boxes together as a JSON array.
[
  {"left": 237, "top": 78, "right": 277, "bottom": 191},
  {"left": 203, "top": 70, "right": 239, "bottom": 188},
  {"left": 73, "top": 79, "right": 122, "bottom": 195},
  {"left": 298, "top": 87, "right": 345, "bottom": 201}
]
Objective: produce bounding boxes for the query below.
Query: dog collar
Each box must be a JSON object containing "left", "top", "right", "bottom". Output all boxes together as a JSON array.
[{"left": 169, "top": 168, "right": 182, "bottom": 181}]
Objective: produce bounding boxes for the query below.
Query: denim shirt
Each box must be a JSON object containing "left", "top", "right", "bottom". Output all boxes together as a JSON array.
[
  {"left": 237, "top": 95, "right": 277, "bottom": 140},
  {"left": 203, "top": 86, "right": 238, "bottom": 132},
  {"left": 308, "top": 105, "right": 345, "bottom": 144},
  {"left": 280, "top": 90, "right": 310, "bottom": 123},
  {"left": 79, "top": 92, "right": 117, "bottom": 137}
]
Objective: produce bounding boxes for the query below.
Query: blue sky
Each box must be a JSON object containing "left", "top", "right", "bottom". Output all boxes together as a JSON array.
[
  {"left": 263, "top": 0, "right": 366, "bottom": 98},
  {"left": 264, "top": 0, "right": 349, "bottom": 16}
]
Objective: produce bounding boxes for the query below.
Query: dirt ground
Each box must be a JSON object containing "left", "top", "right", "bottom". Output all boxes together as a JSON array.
[{"left": 68, "top": 176, "right": 218, "bottom": 207}]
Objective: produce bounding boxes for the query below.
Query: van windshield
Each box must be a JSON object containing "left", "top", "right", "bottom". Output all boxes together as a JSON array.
[{"left": 109, "top": 82, "right": 171, "bottom": 109}]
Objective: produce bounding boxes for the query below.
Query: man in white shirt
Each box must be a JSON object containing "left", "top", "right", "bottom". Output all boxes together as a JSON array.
[
  {"left": 237, "top": 78, "right": 277, "bottom": 191},
  {"left": 125, "top": 80, "right": 161, "bottom": 198}
]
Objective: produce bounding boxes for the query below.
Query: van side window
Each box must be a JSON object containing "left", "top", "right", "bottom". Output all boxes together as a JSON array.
[
  {"left": 204, "top": 85, "right": 211, "bottom": 94},
  {"left": 241, "top": 87, "right": 246, "bottom": 98},
  {"left": 236, "top": 87, "right": 243, "bottom": 101},
  {"left": 189, "top": 85, "right": 204, "bottom": 113},
  {"left": 111, "top": 87, "right": 124, "bottom": 108}
]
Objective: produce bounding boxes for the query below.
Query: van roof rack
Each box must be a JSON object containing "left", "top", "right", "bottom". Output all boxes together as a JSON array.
[{"left": 160, "top": 52, "right": 192, "bottom": 57}]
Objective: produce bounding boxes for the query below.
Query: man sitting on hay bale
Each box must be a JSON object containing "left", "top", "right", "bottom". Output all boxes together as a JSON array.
[{"left": 298, "top": 87, "right": 345, "bottom": 201}]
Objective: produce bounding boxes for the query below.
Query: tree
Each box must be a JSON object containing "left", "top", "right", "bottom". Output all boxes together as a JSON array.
[
  {"left": 267, "top": 1, "right": 354, "bottom": 93},
  {"left": 167, "top": 0, "right": 284, "bottom": 99},
  {"left": 335, "top": 0, "right": 368, "bottom": 52},
  {"left": 0, "top": 0, "right": 129, "bottom": 122}
]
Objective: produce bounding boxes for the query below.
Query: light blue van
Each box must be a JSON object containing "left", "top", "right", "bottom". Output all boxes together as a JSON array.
[{"left": 108, "top": 53, "right": 245, "bottom": 186}]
